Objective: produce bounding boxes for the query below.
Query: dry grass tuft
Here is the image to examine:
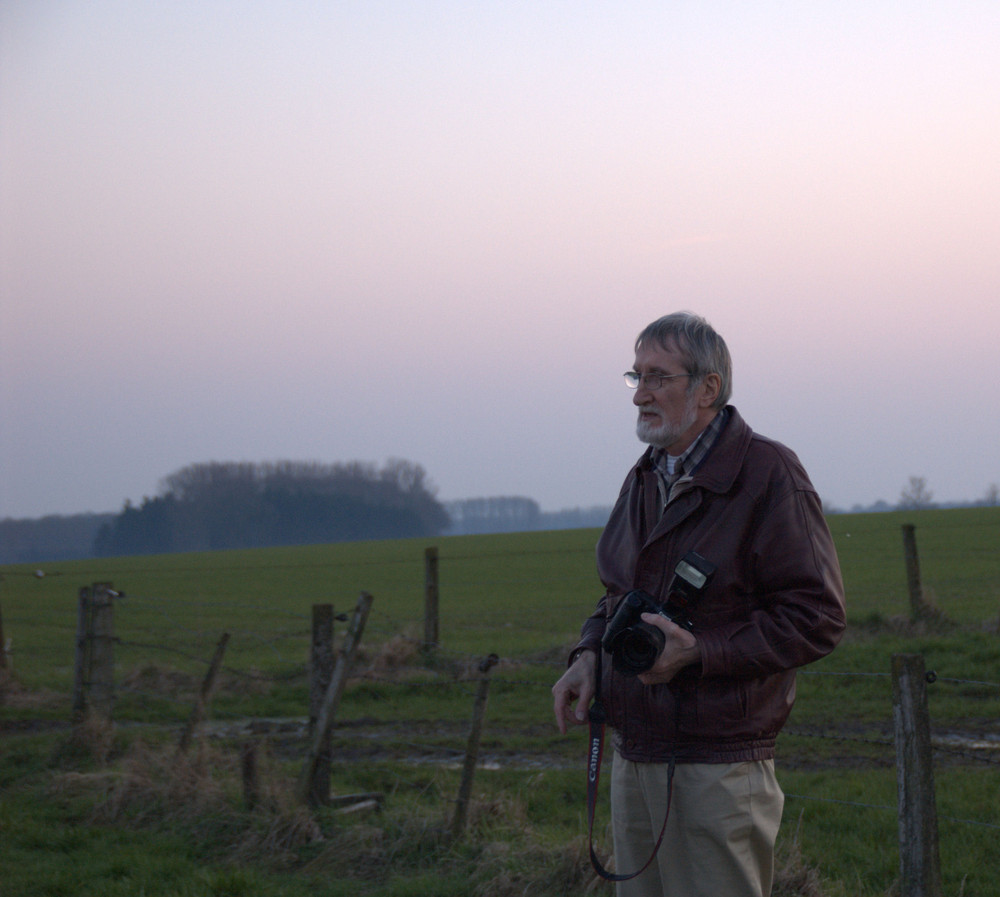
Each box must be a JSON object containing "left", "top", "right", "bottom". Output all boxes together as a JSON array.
[
  {"left": 353, "top": 629, "right": 527, "bottom": 684},
  {"left": 120, "top": 661, "right": 274, "bottom": 700},
  {"left": 363, "top": 630, "right": 423, "bottom": 676},
  {"left": 466, "top": 792, "right": 530, "bottom": 834},
  {"left": 234, "top": 804, "right": 324, "bottom": 865},
  {"left": 773, "top": 814, "right": 828, "bottom": 897},
  {"left": 471, "top": 835, "right": 611, "bottom": 897},
  {"left": 65, "top": 713, "right": 117, "bottom": 765},
  {"left": 120, "top": 664, "right": 198, "bottom": 698},
  {"left": 85, "top": 739, "right": 232, "bottom": 825},
  {"left": 300, "top": 821, "right": 391, "bottom": 880},
  {"left": 908, "top": 589, "right": 956, "bottom": 631},
  {"left": 0, "top": 671, "right": 65, "bottom": 711},
  {"left": 50, "top": 735, "right": 327, "bottom": 866}
]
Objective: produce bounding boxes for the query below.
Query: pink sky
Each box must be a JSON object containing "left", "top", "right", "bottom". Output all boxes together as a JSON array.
[{"left": 2, "top": 2, "right": 999, "bottom": 519}]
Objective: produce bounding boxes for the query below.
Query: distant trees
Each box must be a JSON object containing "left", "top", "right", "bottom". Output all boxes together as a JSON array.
[
  {"left": 443, "top": 498, "right": 611, "bottom": 535},
  {"left": 445, "top": 497, "right": 541, "bottom": 534},
  {"left": 0, "top": 513, "right": 115, "bottom": 564},
  {"left": 94, "top": 459, "right": 450, "bottom": 557},
  {"left": 898, "top": 475, "right": 935, "bottom": 511}
]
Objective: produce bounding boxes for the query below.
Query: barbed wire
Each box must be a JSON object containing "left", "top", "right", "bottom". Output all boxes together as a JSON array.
[
  {"left": 785, "top": 793, "right": 1000, "bottom": 831},
  {"left": 938, "top": 816, "right": 1000, "bottom": 831},
  {"left": 932, "top": 749, "right": 1000, "bottom": 768},
  {"left": 802, "top": 669, "right": 1000, "bottom": 690},
  {"left": 784, "top": 793, "right": 896, "bottom": 813},
  {"left": 7, "top": 619, "right": 1000, "bottom": 694},
  {"left": 933, "top": 675, "right": 1000, "bottom": 689}
]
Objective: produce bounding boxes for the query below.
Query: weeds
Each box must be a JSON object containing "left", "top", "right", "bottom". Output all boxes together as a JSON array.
[{"left": 773, "top": 814, "right": 827, "bottom": 897}]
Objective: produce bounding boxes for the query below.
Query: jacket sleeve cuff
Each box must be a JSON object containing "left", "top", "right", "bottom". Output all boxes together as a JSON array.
[
  {"left": 693, "top": 630, "right": 725, "bottom": 677},
  {"left": 567, "top": 643, "right": 599, "bottom": 667}
]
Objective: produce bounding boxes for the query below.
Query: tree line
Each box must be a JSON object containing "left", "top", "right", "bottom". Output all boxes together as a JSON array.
[
  {"left": 0, "top": 492, "right": 612, "bottom": 564},
  {"left": 0, "top": 513, "right": 115, "bottom": 564},
  {"left": 88, "top": 459, "right": 450, "bottom": 557},
  {"left": 443, "top": 496, "right": 611, "bottom": 535},
  {"left": 5, "top": 468, "right": 998, "bottom": 565}
]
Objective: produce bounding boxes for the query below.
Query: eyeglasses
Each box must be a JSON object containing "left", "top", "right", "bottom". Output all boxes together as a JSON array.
[{"left": 623, "top": 371, "right": 693, "bottom": 390}]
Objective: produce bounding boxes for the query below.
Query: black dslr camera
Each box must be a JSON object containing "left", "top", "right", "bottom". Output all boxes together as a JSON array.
[{"left": 601, "top": 551, "right": 715, "bottom": 675}]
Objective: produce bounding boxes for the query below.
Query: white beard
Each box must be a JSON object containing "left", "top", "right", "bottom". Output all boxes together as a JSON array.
[{"left": 636, "top": 397, "right": 698, "bottom": 449}]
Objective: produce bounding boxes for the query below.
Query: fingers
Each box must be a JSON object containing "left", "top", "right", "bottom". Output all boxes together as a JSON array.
[
  {"left": 553, "top": 688, "right": 572, "bottom": 734},
  {"left": 552, "top": 678, "right": 582, "bottom": 734},
  {"left": 552, "top": 655, "right": 596, "bottom": 734}
]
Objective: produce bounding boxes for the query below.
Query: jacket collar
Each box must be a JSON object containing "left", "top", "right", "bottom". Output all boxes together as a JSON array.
[{"left": 635, "top": 405, "right": 752, "bottom": 496}]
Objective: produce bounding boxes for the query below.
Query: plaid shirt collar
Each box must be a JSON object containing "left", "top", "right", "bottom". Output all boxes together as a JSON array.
[{"left": 651, "top": 406, "right": 729, "bottom": 482}]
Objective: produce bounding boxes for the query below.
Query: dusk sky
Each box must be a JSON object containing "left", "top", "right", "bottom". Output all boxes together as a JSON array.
[{"left": 2, "top": 2, "right": 999, "bottom": 522}]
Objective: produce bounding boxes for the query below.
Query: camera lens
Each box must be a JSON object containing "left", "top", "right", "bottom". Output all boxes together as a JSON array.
[{"left": 610, "top": 623, "right": 665, "bottom": 675}]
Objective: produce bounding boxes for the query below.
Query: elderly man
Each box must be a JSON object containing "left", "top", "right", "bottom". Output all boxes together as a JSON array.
[{"left": 553, "top": 312, "right": 845, "bottom": 897}]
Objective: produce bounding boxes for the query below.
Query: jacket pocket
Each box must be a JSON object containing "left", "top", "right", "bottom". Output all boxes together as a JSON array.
[{"left": 691, "top": 676, "right": 747, "bottom": 731}]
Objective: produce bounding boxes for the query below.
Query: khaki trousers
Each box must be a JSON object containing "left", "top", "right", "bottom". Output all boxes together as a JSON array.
[{"left": 610, "top": 752, "right": 784, "bottom": 897}]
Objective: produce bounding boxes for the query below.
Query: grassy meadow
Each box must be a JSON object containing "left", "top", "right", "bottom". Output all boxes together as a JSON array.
[{"left": 1, "top": 506, "right": 999, "bottom": 896}]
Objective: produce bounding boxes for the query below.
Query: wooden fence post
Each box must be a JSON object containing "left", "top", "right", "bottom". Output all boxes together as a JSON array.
[
  {"left": 308, "top": 604, "right": 336, "bottom": 806},
  {"left": 80, "top": 582, "right": 117, "bottom": 724},
  {"left": 901, "top": 525, "right": 926, "bottom": 620},
  {"left": 424, "top": 546, "right": 439, "bottom": 652},
  {"left": 241, "top": 740, "right": 260, "bottom": 810},
  {"left": 72, "top": 586, "right": 92, "bottom": 722},
  {"left": 450, "top": 653, "right": 499, "bottom": 840},
  {"left": 0, "top": 594, "right": 7, "bottom": 671},
  {"left": 299, "top": 591, "right": 374, "bottom": 805},
  {"left": 177, "top": 632, "right": 230, "bottom": 755},
  {"left": 892, "top": 653, "right": 943, "bottom": 897}
]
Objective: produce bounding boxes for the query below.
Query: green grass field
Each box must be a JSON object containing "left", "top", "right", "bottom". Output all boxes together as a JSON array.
[{"left": 2, "top": 506, "right": 999, "bottom": 896}]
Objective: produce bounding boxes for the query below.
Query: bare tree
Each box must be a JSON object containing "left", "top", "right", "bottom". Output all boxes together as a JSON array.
[
  {"left": 984, "top": 483, "right": 1000, "bottom": 506},
  {"left": 898, "top": 475, "right": 934, "bottom": 510}
]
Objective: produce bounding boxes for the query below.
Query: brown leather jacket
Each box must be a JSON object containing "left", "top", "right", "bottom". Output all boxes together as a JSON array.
[{"left": 573, "top": 407, "right": 846, "bottom": 763}]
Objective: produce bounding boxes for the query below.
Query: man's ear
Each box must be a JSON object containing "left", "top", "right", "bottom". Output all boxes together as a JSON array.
[{"left": 699, "top": 372, "right": 722, "bottom": 408}]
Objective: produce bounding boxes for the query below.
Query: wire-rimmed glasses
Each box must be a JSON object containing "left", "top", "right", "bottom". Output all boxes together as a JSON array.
[{"left": 623, "top": 371, "right": 693, "bottom": 390}]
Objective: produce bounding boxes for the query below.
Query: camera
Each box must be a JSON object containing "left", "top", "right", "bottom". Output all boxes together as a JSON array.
[{"left": 601, "top": 551, "right": 715, "bottom": 675}]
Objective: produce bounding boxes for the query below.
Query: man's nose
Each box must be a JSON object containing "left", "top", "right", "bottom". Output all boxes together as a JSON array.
[{"left": 633, "top": 382, "right": 653, "bottom": 404}]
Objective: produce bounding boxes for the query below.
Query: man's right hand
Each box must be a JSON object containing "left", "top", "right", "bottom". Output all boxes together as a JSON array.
[{"left": 551, "top": 648, "right": 597, "bottom": 734}]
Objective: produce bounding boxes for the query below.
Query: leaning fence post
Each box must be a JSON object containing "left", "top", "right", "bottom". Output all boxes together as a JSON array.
[
  {"left": 901, "top": 525, "right": 927, "bottom": 620},
  {"left": 450, "top": 653, "right": 500, "bottom": 840},
  {"left": 299, "top": 591, "right": 374, "bottom": 805},
  {"left": 892, "top": 653, "right": 943, "bottom": 897},
  {"left": 308, "top": 604, "right": 336, "bottom": 806},
  {"left": 177, "top": 632, "right": 230, "bottom": 755},
  {"left": 424, "top": 546, "right": 439, "bottom": 652}
]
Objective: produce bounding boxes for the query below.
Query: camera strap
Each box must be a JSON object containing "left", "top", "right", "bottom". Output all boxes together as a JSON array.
[{"left": 586, "top": 662, "right": 675, "bottom": 882}]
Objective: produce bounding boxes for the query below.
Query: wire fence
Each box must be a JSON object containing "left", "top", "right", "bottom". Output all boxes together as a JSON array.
[{"left": 5, "top": 581, "right": 998, "bottom": 772}]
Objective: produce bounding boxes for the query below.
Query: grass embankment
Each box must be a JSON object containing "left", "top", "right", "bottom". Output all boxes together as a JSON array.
[{"left": 1, "top": 506, "right": 999, "bottom": 895}]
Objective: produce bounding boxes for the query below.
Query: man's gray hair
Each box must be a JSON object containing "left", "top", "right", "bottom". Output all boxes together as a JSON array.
[{"left": 635, "top": 312, "right": 733, "bottom": 409}]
